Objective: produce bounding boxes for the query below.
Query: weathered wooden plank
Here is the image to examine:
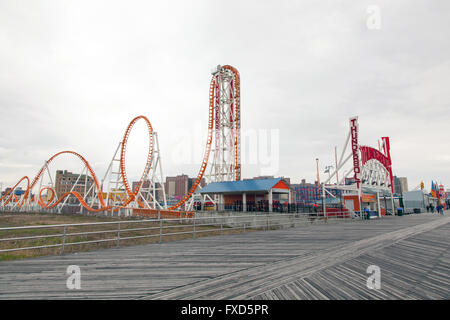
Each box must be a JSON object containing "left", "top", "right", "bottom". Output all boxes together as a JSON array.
[{"left": 0, "top": 213, "right": 448, "bottom": 299}]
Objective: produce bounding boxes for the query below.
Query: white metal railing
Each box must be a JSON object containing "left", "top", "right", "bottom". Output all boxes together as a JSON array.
[{"left": 0, "top": 212, "right": 354, "bottom": 256}]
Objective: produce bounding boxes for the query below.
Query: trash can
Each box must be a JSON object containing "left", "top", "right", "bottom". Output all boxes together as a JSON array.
[{"left": 397, "top": 208, "right": 403, "bottom": 216}]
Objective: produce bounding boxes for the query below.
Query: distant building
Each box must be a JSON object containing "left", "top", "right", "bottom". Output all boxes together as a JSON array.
[
  {"left": 55, "top": 170, "right": 94, "bottom": 202},
  {"left": 131, "top": 180, "right": 164, "bottom": 202},
  {"left": 393, "top": 176, "right": 408, "bottom": 194},
  {"left": 291, "top": 179, "right": 340, "bottom": 205},
  {"left": 1, "top": 187, "right": 12, "bottom": 197},
  {"left": 245, "top": 175, "right": 274, "bottom": 180},
  {"left": 164, "top": 174, "right": 205, "bottom": 200},
  {"left": 0, "top": 187, "right": 25, "bottom": 198}
]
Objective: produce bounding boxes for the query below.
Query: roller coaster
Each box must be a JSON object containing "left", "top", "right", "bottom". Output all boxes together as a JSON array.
[{"left": 0, "top": 65, "right": 241, "bottom": 217}]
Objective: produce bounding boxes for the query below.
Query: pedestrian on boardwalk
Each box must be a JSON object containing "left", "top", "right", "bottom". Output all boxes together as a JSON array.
[{"left": 364, "top": 207, "right": 370, "bottom": 219}]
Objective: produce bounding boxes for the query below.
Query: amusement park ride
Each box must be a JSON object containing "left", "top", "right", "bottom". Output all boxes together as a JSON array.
[
  {"left": 0, "top": 65, "right": 241, "bottom": 216},
  {"left": 0, "top": 64, "right": 396, "bottom": 217},
  {"left": 320, "top": 116, "right": 395, "bottom": 216}
]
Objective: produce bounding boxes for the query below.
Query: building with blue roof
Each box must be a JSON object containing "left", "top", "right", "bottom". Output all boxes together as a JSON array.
[{"left": 198, "top": 178, "right": 292, "bottom": 212}]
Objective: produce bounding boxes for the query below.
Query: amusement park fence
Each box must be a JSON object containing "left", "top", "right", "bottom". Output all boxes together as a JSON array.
[
  {"left": 0, "top": 211, "right": 354, "bottom": 256},
  {"left": 197, "top": 202, "right": 355, "bottom": 216}
]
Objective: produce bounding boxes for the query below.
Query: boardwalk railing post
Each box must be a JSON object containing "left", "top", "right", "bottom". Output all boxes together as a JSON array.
[
  {"left": 61, "top": 225, "right": 67, "bottom": 255},
  {"left": 117, "top": 222, "right": 121, "bottom": 248},
  {"left": 159, "top": 219, "right": 162, "bottom": 243},
  {"left": 193, "top": 218, "right": 196, "bottom": 239}
]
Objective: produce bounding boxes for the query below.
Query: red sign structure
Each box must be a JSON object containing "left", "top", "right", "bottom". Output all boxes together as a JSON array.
[
  {"left": 381, "top": 136, "right": 394, "bottom": 193},
  {"left": 349, "top": 117, "right": 394, "bottom": 193},
  {"left": 349, "top": 117, "right": 361, "bottom": 188},
  {"left": 358, "top": 137, "right": 393, "bottom": 193}
]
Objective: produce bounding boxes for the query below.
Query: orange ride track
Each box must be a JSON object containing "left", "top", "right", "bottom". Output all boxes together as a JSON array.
[{"left": 0, "top": 65, "right": 241, "bottom": 215}]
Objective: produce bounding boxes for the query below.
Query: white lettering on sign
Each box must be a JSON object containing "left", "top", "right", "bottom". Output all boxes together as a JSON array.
[{"left": 350, "top": 117, "right": 361, "bottom": 187}]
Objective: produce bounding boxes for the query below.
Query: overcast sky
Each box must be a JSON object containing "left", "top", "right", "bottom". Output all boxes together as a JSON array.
[{"left": 0, "top": 0, "right": 449, "bottom": 192}]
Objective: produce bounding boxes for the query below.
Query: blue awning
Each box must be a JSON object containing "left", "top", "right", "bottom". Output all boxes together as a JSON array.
[{"left": 199, "top": 178, "right": 284, "bottom": 194}]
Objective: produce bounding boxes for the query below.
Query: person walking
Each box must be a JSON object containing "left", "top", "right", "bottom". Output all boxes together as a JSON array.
[{"left": 364, "top": 206, "right": 370, "bottom": 219}]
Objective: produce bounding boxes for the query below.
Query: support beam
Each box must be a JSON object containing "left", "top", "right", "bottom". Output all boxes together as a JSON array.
[
  {"left": 335, "top": 146, "right": 339, "bottom": 185},
  {"left": 220, "top": 194, "right": 224, "bottom": 211},
  {"left": 377, "top": 191, "right": 381, "bottom": 218},
  {"left": 324, "top": 153, "right": 352, "bottom": 185},
  {"left": 269, "top": 189, "right": 273, "bottom": 212},
  {"left": 390, "top": 190, "right": 395, "bottom": 216},
  {"left": 358, "top": 186, "right": 363, "bottom": 220}
]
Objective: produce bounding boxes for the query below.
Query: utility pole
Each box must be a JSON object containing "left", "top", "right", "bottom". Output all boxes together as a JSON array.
[
  {"left": 334, "top": 146, "right": 339, "bottom": 185},
  {"left": 322, "top": 183, "right": 326, "bottom": 219},
  {"left": 316, "top": 158, "right": 320, "bottom": 185}
]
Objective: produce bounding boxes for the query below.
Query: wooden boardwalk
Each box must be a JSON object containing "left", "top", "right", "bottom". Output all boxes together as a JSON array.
[{"left": 0, "top": 213, "right": 449, "bottom": 299}]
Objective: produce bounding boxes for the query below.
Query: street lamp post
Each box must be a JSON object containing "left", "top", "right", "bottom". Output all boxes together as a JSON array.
[{"left": 316, "top": 158, "right": 320, "bottom": 185}]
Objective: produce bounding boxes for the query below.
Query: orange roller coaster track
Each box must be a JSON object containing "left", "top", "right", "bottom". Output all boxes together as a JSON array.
[
  {"left": 169, "top": 65, "right": 241, "bottom": 209},
  {"left": 0, "top": 65, "right": 241, "bottom": 214},
  {"left": 0, "top": 176, "right": 30, "bottom": 207},
  {"left": 120, "top": 115, "right": 154, "bottom": 206},
  {"left": 1, "top": 120, "right": 152, "bottom": 213}
]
